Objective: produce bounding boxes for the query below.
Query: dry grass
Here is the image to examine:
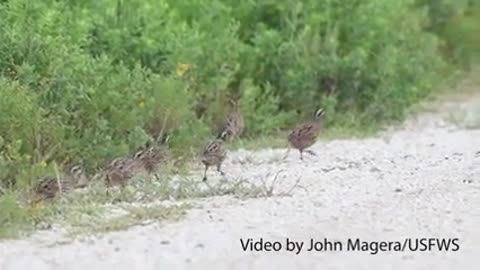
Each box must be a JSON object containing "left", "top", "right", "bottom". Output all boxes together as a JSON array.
[{"left": 1, "top": 167, "right": 307, "bottom": 239}]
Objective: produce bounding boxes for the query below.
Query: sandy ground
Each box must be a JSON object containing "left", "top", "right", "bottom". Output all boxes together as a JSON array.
[{"left": 1, "top": 94, "right": 480, "bottom": 269}]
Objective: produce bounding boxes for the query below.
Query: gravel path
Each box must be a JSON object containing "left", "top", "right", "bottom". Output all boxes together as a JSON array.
[{"left": 1, "top": 95, "right": 479, "bottom": 270}]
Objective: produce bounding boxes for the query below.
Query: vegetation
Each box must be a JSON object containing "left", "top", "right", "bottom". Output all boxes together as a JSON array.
[
  {"left": 417, "top": 0, "right": 480, "bottom": 66},
  {"left": 0, "top": 0, "right": 478, "bottom": 238}
]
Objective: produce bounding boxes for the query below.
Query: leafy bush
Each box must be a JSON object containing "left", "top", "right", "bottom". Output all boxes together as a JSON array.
[
  {"left": 418, "top": 0, "right": 480, "bottom": 65},
  {"left": 0, "top": 192, "right": 36, "bottom": 238},
  {"left": 0, "top": 0, "right": 460, "bottom": 190}
]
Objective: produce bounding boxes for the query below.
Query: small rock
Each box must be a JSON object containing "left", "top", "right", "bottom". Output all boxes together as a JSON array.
[
  {"left": 463, "top": 179, "right": 473, "bottom": 184},
  {"left": 394, "top": 188, "right": 403, "bottom": 193},
  {"left": 35, "top": 221, "right": 52, "bottom": 230},
  {"left": 347, "top": 161, "right": 361, "bottom": 168},
  {"left": 160, "top": 240, "right": 171, "bottom": 245},
  {"left": 321, "top": 167, "right": 336, "bottom": 173},
  {"left": 195, "top": 243, "right": 205, "bottom": 249}
]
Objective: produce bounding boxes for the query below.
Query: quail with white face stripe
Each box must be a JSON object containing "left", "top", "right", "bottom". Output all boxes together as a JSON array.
[
  {"left": 136, "top": 133, "right": 171, "bottom": 180},
  {"left": 31, "top": 163, "right": 87, "bottom": 205},
  {"left": 222, "top": 99, "right": 244, "bottom": 141},
  {"left": 285, "top": 108, "right": 326, "bottom": 161},
  {"left": 201, "top": 131, "right": 228, "bottom": 181}
]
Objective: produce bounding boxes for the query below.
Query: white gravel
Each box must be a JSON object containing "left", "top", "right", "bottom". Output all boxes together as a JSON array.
[{"left": 1, "top": 98, "right": 480, "bottom": 270}]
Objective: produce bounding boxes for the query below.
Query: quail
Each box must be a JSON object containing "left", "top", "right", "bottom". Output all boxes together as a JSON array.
[
  {"left": 30, "top": 163, "right": 87, "bottom": 205},
  {"left": 201, "top": 131, "right": 228, "bottom": 181},
  {"left": 285, "top": 108, "right": 326, "bottom": 160},
  {"left": 222, "top": 99, "right": 244, "bottom": 141},
  {"left": 104, "top": 151, "right": 145, "bottom": 189},
  {"left": 136, "top": 134, "right": 171, "bottom": 180}
]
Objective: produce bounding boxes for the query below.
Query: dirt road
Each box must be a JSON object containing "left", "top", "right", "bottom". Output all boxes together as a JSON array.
[{"left": 1, "top": 93, "right": 479, "bottom": 270}]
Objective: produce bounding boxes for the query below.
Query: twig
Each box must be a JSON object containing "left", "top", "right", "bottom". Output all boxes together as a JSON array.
[
  {"left": 53, "top": 162, "right": 62, "bottom": 194},
  {"left": 156, "top": 109, "right": 171, "bottom": 143},
  {"left": 232, "top": 178, "right": 250, "bottom": 189},
  {"left": 270, "top": 169, "right": 285, "bottom": 189},
  {"left": 278, "top": 177, "right": 307, "bottom": 197}
]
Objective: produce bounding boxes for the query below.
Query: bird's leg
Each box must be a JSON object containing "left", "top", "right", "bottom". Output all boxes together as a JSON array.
[
  {"left": 202, "top": 165, "right": 209, "bottom": 181},
  {"left": 105, "top": 182, "right": 113, "bottom": 197},
  {"left": 217, "top": 163, "right": 225, "bottom": 176},
  {"left": 105, "top": 177, "right": 111, "bottom": 196},
  {"left": 300, "top": 150, "right": 304, "bottom": 161},
  {"left": 305, "top": 150, "right": 317, "bottom": 156},
  {"left": 116, "top": 181, "right": 129, "bottom": 202},
  {"left": 120, "top": 180, "right": 127, "bottom": 189},
  {"left": 283, "top": 147, "right": 291, "bottom": 160},
  {"left": 154, "top": 173, "right": 160, "bottom": 181}
]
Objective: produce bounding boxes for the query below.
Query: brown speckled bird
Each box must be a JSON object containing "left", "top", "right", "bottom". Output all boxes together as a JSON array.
[
  {"left": 284, "top": 108, "right": 326, "bottom": 160},
  {"left": 201, "top": 131, "right": 228, "bottom": 181},
  {"left": 31, "top": 164, "right": 86, "bottom": 205},
  {"left": 104, "top": 152, "right": 145, "bottom": 189},
  {"left": 222, "top": 99, "right": 244, "bottom": 141},
  {"left": 136, "top": 134, "right": 171, "bottom": 180}
]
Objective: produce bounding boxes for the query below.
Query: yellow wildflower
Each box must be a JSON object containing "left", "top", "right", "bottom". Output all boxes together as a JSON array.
[
  {"left": 40, "top": 161, "right": 47, "bottom": 168},
  {"left": 138, "top": 101, "right": 145, "bottom": 108},
  {"left": 31, "top": 200, "right": 42, "bottom": 209},
  {"left": 176, "top": 63, "right": 191, "bottom": 77}
]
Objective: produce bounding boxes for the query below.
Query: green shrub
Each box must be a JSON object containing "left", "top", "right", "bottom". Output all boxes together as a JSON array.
[
  {"left": 0, "top": 0, "right": 207, "bottom": 188},
  {"left": 418, "top": 0, "right": 480, "bottom": 65},
  {"left": 226, "top": 0, "right": 445, "bottom": 123},
  {"left": 0, "top": 192, "right": 35, "bottom": 238},
  {"left": 0, "top": 0, "right": 459, "bottom": 191}
]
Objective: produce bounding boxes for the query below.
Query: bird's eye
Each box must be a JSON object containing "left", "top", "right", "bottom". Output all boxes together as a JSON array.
[{"left": 134, "top": 151, "right": 144, "bottom": 159}]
